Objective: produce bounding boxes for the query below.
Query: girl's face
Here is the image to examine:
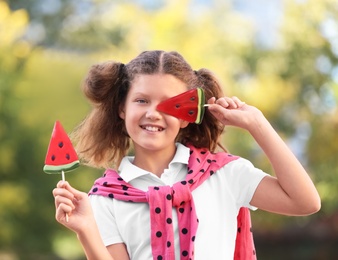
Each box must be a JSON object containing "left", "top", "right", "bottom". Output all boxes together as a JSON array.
[{"left": 120, "top": 73, "right": 189, "bottom": 155}]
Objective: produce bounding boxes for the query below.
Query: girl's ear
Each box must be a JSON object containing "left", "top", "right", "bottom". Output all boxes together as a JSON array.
[
  {"left": 119, "top": 105, "right": 125, "bottom": 120},
  {"left": 180, "top": 120, "right": 189, "bottom": 128}
]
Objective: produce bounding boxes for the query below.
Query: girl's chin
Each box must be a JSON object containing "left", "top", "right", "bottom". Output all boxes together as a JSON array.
[{"left": 133, "top": 143, "right": 175, "bottom": 153}]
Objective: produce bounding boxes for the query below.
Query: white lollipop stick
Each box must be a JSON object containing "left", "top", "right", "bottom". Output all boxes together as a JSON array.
[
  {"left": 61, "top": 170, "right": 66, "bottom": 182},
  {"left": 61, "top": 170, "right": 69, "bottom": 222}
]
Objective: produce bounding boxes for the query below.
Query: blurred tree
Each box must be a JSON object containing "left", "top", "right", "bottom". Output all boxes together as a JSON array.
[
  {"left": 0, "top": 1, "right": 67, "bottom": 258},
  {"left": 280, "top": 0, "right": 338, "bottom": 214},
  {"left": 7, "top": 0, "right": 76, "bottom": 47},
  {"left": 6, "top": 0, "right": 135, "bottom": 51}
]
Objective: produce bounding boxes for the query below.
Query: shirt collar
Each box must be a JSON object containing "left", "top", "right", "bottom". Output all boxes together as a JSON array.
[{"left": 119, "top": 143, "right": 190, "bottom": 182}]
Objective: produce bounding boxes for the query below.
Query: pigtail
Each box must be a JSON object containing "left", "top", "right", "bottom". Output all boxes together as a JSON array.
[
  {"left": 82, "top": 62, "right": 124, "bottom": 105},
  {"left": 71, "top": 62, "right": 130, "bottom": 169}
]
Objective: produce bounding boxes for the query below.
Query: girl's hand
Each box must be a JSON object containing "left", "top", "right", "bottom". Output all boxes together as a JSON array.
[
  {"left": 53, "top": 181, "right": 95, "bottom": 234},
  {"left": 207, "top": 96, "right": 264, "bottom": 131},
  {"left": 53, "top": 182, "right": 126, "bottom": 259}
]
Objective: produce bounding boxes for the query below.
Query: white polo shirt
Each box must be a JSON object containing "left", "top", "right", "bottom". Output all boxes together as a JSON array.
[{"left": 89, "top": 143, "right": 268, "bottom": 260}]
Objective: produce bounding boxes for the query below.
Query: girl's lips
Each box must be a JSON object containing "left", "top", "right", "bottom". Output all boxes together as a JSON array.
[{"left": 141, "top": 125, "right": 164, "bottom": 132}]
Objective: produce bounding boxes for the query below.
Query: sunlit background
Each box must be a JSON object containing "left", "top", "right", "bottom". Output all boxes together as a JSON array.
[{"left": 1, "top": 0, "right": 337, "bottom": 259}]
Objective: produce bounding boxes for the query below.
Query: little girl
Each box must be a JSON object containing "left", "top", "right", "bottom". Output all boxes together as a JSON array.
[{"left": 53, "top": 50, "right": 320, "bottom": 260}]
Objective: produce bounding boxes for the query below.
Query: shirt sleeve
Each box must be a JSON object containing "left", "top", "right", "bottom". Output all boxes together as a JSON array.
[
  {"left": 89, "top": 195, "right": 124, "bottom": 246},
  {"left": 220, "top": 157, "right": 269, "bottom": 210}
]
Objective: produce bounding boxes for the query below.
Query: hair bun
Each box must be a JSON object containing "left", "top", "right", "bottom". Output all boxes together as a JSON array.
[{"left": 83, "top": 61, "right": 124, "bottom": 105}]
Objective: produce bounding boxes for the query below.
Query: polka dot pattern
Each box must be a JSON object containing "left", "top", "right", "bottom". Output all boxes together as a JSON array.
[{"left": 88, "top": 145, "right": 257, "bottom": 260}]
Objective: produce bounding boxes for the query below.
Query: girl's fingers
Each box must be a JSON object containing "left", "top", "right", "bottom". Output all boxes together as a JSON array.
[
  {"left": 208, "top": 97, "right": 216, "bottom": 104},
  {"left": 56, "top": 180, "right": 69, "bottom": 189},
  {"left": 54, "top": 194, "right": 75, "bottom": 209},
  {"left": 53, "top": 185, "right": 74, "bottom": 201},
  {"left": 55, "top": 203, "right": 73, "bottom": 222},
  {"left": 207, "top": 96, "right": 247, "bottom": 126},
  {"left": 231, "top": 96, "right": 246, "bottom": 108},
  {"left": 54, "top": 181, "right": 85, "bottom": 200},
  {"left": 56, "top": 202, "right": 73, "bottom": 215},
  {"left": 58, "top": 181, "right": 86, "bottom": 200},
  {"left": 215, "top": 97, "right": 232, "bottom": 108},
  {"left": 53, "top": 181, "right": 88, "bottom": 211},
  {"left": 213, "top": 96, "right": 244, "bottom": 109},
  {"left": 53, "top": 182, "right": 78, "bottom": 222}
]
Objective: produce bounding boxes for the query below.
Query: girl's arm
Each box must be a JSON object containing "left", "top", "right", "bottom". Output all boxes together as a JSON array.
[
  {"left": 207, "top": 97, "right": 321, "bottom": 216},
  {"left": 53, "top": 181, "right": 129, "bottom": 260}
]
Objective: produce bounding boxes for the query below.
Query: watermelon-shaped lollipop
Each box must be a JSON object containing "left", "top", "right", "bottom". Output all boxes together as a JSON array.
[
  {"left": 44, "top": 121, "right": 79, "bottom": 222},
  {"left": 43, "top": 121, "right": 79, "bottom": 175},
  {"left": 156, "top": 88, "right": 206, "bottom": 124}
]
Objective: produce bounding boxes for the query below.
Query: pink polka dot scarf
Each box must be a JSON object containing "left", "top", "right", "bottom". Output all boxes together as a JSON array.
[{"left": 89, "top": 145, "right": 257, "bottom": 259}]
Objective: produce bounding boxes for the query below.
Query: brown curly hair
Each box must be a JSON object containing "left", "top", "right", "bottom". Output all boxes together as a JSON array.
[{"left": 72, "top": 50, "right": 225, "bottom": 169}]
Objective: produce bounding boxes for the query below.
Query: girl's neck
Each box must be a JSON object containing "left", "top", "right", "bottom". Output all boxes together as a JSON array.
[{"left": 132, "top": 144, "right": 177, "bottom": 177}]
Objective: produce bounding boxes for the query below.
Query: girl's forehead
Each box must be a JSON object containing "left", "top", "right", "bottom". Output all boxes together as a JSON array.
[{"left": 129, "top": 74, "right": 188, "bottom": 96}]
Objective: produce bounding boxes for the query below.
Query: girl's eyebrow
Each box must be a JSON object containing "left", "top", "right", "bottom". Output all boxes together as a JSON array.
[
  {"left": 129, "top": 92, "right": 148, "bottom": 97},
  {"left": 129, "top": 91, "right": 173, "bottom": 101}
]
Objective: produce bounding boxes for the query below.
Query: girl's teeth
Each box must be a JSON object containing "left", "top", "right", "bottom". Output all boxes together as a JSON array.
[{"left": 145, "top": 126, "right": 162, "bottom": 132}]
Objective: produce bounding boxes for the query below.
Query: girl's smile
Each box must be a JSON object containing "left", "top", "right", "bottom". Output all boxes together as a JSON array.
[{"left": 140, "top": 124, "right": 165, "bottom": 132}]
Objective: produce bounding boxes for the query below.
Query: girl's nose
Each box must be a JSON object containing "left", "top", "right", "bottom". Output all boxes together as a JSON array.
[{"left": 146, "top": 106, "right": 162, "bottom": 120}]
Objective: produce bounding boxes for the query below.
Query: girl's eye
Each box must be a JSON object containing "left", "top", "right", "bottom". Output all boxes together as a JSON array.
[{"left": 136, "top": 99, "right": 147, "bottom": 104}]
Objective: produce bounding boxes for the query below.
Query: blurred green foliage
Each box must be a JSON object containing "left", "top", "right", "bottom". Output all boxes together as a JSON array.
[{"left": 0, "top": 0, "right": 337, "bottom": 259}]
